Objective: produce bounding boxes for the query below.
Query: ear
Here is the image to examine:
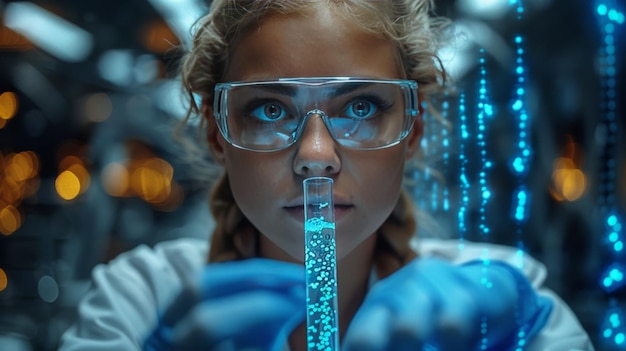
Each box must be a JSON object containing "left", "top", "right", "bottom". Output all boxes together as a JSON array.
[
  {"left": 405, "top": 96, "right": 424, "bottom": 160},
  {"left": 204, "top": 103, "right": 228, "bottom": 166}
]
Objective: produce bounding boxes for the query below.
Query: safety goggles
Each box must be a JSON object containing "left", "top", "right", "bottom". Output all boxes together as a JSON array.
[{"left": 213, "top": 77, "right": 419, "bottom": 152}]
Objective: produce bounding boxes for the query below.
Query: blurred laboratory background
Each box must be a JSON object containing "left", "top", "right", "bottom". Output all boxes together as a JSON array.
[{"left": 0, "top": 0, "right": 624, "bottom": 349}]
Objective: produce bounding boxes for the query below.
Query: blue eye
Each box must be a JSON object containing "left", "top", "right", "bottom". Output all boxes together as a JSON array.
[
  {"left": 251, "top": 103, "right": 286, "bottom": 121},
  {"left": 344, "top": 100, "right": 377, "bottom": 119}
]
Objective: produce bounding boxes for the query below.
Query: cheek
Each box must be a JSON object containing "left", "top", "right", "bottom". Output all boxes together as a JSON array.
[
  {"left": 363, "top": 165, "right": 403, "bottom": 219},
  {"left": 350, "top": 149, "right": 407, "bottom": 218},
  {"left": 356, "top": 150, "right": 405, "bottom": 196},
  {"left": 224, "top": 151, "right": 261, "bottom": 205},
  {"left": 333, "top": 151, "right": 406, "bottom": 259},
  {"left": 223, "top": 149, "right": 288, "bottom": 212}
]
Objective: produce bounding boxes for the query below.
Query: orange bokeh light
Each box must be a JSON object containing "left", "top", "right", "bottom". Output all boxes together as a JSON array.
[
  {"left": 104, "top": 152, "right": 183, "bottom": 210},
  {"left": 102, "top": 141, "right": 183, "bottom": 210},
  {"left": 550, "top": 157, "right": 587, "bottom": 202},
  {"left": 55, "top": 170, "right": 81, "bottom": 201},
  {"left": 0, "top": 92, "right": 18, "bottom": 120},
  {"left": 0, "top": 151, "right": 40, "bottom": 206},
  {"left": 0, "top": 204, "right": 21, "bottom": 236},
  {"left": 142, "top": 20, "right": 179, "bottom": 54},
  {"left": 0, "top": 268, "right": 7, "bottom": 292},
  {"left": 56, "top": 155, "right": 91, "bottom": 199},
  {"left": 67, "top": 163, "right": 90, "bottom": 194}
]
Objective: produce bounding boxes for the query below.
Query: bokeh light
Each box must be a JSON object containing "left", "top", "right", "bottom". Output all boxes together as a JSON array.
[
  {"left": 550, "top": 138, "right": 587, "bottom": 202},
  {"left": 83, "top": 93, "right": 113, "bottom": 123},
  {"left": 55, "top": 170, "right": 81, "bottom": 201},
  {"left": 130, "top": 158, "right": 173, "bottom": 202},
  {"left": 0, "top": 268, "right": 7, "bottom": 292},
  {"left": 0, "top": 151, "right": 39, "bottom": 234},
  {"left": 127, "top": 157, "right": 181, "bottom": 209},
  {"left": 6, "top": 151, "right": 39, "bottom": 181},
  {"left": 0, "top": 204, "right": 21, "bottom": 236},
  {"left": 551, "top": 158, "right": 587, "bottom": 202},
  {"left": 142, "top": 19, "right": 179, "bottom": 55},
  {"left": 131, "top": 166, "right": 166, "bottom": 202},
  {"left": 153, "top": 180, "right": 184, "bottom": 212},
  {"left": 55, "top": 155, "right": 91, "bottom": 200},
  {"left": 102, "top": 162, "right": 130, "bottom": 197},
  {"left": 37, "top": 275, "right": 59, "bottom": 303},
  {"left": 67, "top": 163, "right": 90, "bottom": 194},
  {"left": 0, "top": 91, "right": 18, "bottom": 120},
  {"left": 0, "top": 25, "right": 34, "bottom": 50},
  {"left": 1, "top": 176, "right": 23, "bottom": 206},
  {"left": 101, "top": 142, "right": 184, "bottom": 211},
  {"left": 601, "top": 263, "right": 626, "bottom": 293}
]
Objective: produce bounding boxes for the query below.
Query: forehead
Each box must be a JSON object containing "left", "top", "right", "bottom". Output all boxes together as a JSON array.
[{"left": 221, "top": 5, "right": 403, "bottom": 82}]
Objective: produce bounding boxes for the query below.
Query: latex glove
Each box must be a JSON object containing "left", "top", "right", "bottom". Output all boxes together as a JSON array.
[
  {"left": 343, "top": 258, "right": 553, "bottom": 351},
  {"left": 143, "top": 258, "right": 306, "bottom": 351}
]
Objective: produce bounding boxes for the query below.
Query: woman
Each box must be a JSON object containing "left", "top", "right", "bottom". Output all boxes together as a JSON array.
[{"left": 60, "top": 0, "right": 593, "bottom": 350}]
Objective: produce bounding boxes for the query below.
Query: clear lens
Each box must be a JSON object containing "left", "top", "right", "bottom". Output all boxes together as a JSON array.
[{"left": 214, "top": 78, "right": 418, "bottom": 151}]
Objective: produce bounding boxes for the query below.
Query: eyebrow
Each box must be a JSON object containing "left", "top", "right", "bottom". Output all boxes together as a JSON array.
[
  {"left": 329, "top": 83, "right": 366, "bottom": 96},
  {"left": 252, "top": 84, "right": 297, "bottom": 97},
  {"left": 251, "top": 82, "right": 371, "bottom": 98}
]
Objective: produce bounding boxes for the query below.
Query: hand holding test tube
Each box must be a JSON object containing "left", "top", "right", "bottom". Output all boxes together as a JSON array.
[{"left": 303, "top": 177, "right": 340, "bottom": 351}]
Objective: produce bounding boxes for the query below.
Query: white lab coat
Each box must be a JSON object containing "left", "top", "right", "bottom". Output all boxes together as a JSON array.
[{"left": 59, "top": 238, "right": 595, "bottom": 350}]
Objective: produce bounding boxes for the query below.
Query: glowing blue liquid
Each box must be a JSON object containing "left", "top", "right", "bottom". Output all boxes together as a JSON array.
[{"left": 305, "top": 217, "right": 339, "bottom": 351}]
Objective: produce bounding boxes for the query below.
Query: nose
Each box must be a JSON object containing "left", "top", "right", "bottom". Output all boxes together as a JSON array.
[{"left": 293, "top": 113, "right": 341, "bottom": 177}]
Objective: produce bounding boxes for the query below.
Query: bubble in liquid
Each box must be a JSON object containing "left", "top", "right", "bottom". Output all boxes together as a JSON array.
[{"left": 305, "top": 217, "right": 338, "bottom": 350}]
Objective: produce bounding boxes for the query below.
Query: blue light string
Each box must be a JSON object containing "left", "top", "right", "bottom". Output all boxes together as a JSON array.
[
  {"left": 458, "top": 91, "right": 468, "bottom": 249},
  {"left": 509, "top": 3, "right": 531, "bottom": 348},
  {"left": 427, "top": 95, "right": 450, "bottom": 213},
  {"left": 477, "top": 48, "right": 493, "bottom": 243},
  {"left": 476, "top": 47, "right": 494, "bottom": 350},
  {"left": 442, "top": 97, "right": 451, "bottom": 213},
  {"left": 427, "top": 110, "right": 439, "bottom": 212},
  {"left": 414, "top": 93, "right": 451, "bottom": 215},
  {"left": 507, "top": 0, "right": 532, "bottom": 273},
  {"left": 602, "top": 308, "right": 626, "bottom": 345},
  {"left": 597, "top": 0, "right": 623, "bottom": 293},
  {"left": 595, "top": 0, "right": 625, "bottom": 347}
]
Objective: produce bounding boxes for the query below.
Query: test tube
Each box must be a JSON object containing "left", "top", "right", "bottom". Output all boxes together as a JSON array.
[{"left": 303, "top": 176, "right": 339, "bottom": 351}]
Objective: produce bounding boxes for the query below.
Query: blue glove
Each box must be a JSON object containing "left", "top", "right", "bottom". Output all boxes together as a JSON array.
[
  {"left": 342, "top": 257, "right": 553, "bottom": 351},
  {"left": 143, "top": 258, "right": 306, "bottom": 351}
]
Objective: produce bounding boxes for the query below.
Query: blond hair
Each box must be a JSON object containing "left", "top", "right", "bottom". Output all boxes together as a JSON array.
[
  {"left": 181, "top": 0, "right": 447, "bottom": 110},
  {"left": 180, "top": 0, "right": 450, "bottom": 278}
]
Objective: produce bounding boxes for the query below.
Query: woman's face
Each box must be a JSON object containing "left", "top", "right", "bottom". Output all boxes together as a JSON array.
[{"left": 208, "top": 5, "right": 422, "bottom": 262}]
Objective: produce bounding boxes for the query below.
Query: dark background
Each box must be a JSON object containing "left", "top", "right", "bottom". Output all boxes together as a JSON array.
[{"left": 0, "top": 0, "right": 624, "bottom": 349}]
